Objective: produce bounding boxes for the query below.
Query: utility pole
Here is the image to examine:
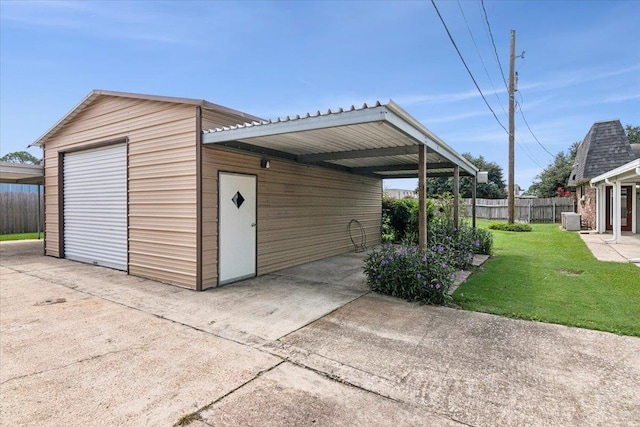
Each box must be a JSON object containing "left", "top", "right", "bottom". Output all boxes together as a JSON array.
[{"left": 508, "top": 29, "right": 516, "bottom": 224}]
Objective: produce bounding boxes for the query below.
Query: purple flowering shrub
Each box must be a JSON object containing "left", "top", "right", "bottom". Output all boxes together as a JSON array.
[
  {"left": 363, "top": 242, "right": 457, "bottom": 305},
  {"left": 364, "top": 218, "right": 493, "bottom": 305},
  {"left": 427, "top": 220, "right": 484, "bottom": 270}
]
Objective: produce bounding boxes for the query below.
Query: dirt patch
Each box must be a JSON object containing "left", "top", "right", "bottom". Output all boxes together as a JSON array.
[{"left": 556, "top": 269, "right": 583, "bottom": 276}]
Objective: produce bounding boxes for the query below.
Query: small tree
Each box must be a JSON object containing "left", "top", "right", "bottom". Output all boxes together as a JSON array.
[
  {"left": 421, "top": 153, "right": 507, "bottom": 199},
  {"left": 625, "top": 124, "right": 640, "bottom": 144},
  {"left": 528, "top": 142, "right": 579, "bottom": 198},
  {"left": 0, "top": 151, "right": 42, "bottom": 165}
]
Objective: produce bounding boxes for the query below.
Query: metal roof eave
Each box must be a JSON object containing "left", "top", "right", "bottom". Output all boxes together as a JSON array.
[
  {"left": 203, "top": 104, "right": 390, "bottom": 142},
  {"left": 202, "top": 102, "right": 478, "bottom": 178},
  {"left": 384, "top": 101, "right": 478, "bottom": 175},
  {"left": 0, "top": 162, "right": 44, "bottom": 184},
  {"left": 30, "top": 89, "right": 262, "bottom": 148}
]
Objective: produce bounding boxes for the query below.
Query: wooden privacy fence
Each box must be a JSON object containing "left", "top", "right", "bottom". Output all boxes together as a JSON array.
[
  {"left": 0, "top": 192, "right": 44, "bottom": 234},
  {"left": 463, "top": 197, "right": 575, "bottom": 223}
]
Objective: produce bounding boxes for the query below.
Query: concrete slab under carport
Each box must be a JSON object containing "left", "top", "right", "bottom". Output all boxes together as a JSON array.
[{"left": 7, "top": 242, "right": 370, "bottom": 345}]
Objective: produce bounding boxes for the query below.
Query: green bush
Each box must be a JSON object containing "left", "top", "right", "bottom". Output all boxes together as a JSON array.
[
  {"left": 472, "top": 227, "right": 494, "bottom": 255},
  {"left": 427, "top": 220, "right": 474, "bottom": 270},
  {"left": 380, "top": 214, "right": 396, "bottom": 243},
  {"left": 488, "top": 222, "right": 532, "bottom": 232},
  {"left": 367, "top": 197, "right": 494, "bottom": 305},
  {"left": 432, "top": 192, "right": 469, "bottom": 219},
  {"left": 382, "top": 197, "right": 434, "bottom": 242}
]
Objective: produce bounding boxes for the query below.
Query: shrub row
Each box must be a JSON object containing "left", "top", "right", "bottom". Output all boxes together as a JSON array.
[
  {"left": 367, "top": 196, "right": 494, "bottom": 305},
  {"left": 488, "top": 222, "right": 532, "bottom": 232}
]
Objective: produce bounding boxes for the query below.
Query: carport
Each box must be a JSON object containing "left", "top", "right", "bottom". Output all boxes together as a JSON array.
[
  {"left": 203, "top": 100, "right": 481, "bottom": 247},
  {"left": 26, "top": 90, "right": 483, "bottom": 289},
  {"left": 0, "top": 162, "right": 44, "bottom": 238}
]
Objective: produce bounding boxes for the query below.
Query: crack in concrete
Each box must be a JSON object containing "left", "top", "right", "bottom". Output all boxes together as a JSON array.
[
  {"left": 274, "top": 290, "right": 371, "bottom": 342},
  {"left": 0, "top": 341, "right": 160, "bottom": 385},
  {"left": 171, "top": 360, "right": 286, "bottom": 427},
  {"left": 8, "top": 263, "right": 465, "bottom": 425}
]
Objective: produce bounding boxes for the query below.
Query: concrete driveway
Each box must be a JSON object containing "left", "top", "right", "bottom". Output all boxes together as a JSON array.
[{"left": 2, "top": 241, "right": 638, "bottom": 426}]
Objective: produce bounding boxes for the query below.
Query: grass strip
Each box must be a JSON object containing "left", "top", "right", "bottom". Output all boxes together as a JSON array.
[{"left": 453, "top": 222, "right": 639, "bottom": 336}]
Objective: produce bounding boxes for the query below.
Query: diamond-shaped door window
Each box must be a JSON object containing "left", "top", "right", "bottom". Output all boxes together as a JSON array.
[{"left": 231, "top": 191, "right": 245, "bottom": 209}]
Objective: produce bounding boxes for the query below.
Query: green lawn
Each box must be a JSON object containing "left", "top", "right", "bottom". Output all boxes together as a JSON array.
[
  {"left": 0, "top": 232, "right": 42, "bottom": 241},
  {"left": 453, "top": 221, "right": 640, "bottom": 336}
]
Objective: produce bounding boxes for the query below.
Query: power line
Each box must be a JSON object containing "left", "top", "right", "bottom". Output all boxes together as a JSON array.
[
  {"left": 456, "top": 0, "right": 508, "bottom": 118},
  {"left": 480, "top": 0, "right": 509, "bottom": 91},
  {"left": 516, "top": 132, "right": 545, "bottom": 168},
  {"left": 516, "top": 94, "right": 555, "bottom": 158},
  {"left": 430, "top": 0, "right": 508, "bottom": 134}
]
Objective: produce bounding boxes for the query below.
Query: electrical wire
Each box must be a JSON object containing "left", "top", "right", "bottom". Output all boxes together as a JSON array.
[
  {"left": 480, "top": 0, "right": 509, "bottom": 91},
  {"left": 456, "top": 0, "right": 508, "bottom": 118},
  {"left": 516, "top": 132, "right": 545, "bottom": 168},
  {"left": 476, "top": 2, "right": 550, "bottom": 170},
  {"left": 430, "top": 0, "right": 508, "bottom": 134},
  {"left": 516, "top": 94, "right": 555, "bottom": 158}
]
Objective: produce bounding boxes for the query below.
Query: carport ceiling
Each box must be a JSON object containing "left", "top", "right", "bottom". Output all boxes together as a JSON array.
[
  {"left": 0, "top": 162, "right": 44, "bottom": 185},
  {"left": 202, "top": 101, "right": 477, "bottom": 179}
]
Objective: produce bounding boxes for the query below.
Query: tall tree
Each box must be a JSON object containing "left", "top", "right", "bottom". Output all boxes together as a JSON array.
[
  {"left": 527, "top": 142, "right": 579, "bottom": 198},
  {"left": 421, "top": 153, "right": 507, "bottom": 199},
  {"left": 0, "top": 151, "right": 42, "bottom": 165},
  {"left": 625, "top": 124, "right": 640, "bottom": 144}
]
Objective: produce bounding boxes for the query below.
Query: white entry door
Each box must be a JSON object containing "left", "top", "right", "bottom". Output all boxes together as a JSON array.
[{"left": 219, "top": 173, "right": 257, "bottom": 285}]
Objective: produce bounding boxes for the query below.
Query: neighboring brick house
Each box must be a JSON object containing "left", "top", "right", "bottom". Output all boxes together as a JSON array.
[{"left": 568, "top": 120, "right": 637, "bottom": 230}]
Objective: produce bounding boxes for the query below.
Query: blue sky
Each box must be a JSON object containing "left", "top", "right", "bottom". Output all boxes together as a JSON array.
[{"left": 1, "top": 0, "right": 638, "bottom": 191}]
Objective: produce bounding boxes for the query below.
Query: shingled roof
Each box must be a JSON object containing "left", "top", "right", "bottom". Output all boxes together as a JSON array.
[{"left": 567, "top": 119, "right": 636, "bottom": 186}]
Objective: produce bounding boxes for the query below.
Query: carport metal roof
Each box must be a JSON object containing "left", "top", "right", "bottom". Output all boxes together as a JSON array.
[
  {"left": 0, "top": 162, "right": 44, "bottom": 185},
  {"left": 202, "top": 101, "right": 478, "bottom": 179}
]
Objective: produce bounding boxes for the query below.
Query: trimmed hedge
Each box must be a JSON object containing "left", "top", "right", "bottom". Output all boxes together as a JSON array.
[{"left": 488, "top": 222, "right": 532, "bottom": 232}]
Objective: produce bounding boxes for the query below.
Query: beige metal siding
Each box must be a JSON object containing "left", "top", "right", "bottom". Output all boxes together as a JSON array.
[
  {"left": 201, "top": 145, "right": 381, "bottom": 289},
  {"left": 200, "top": 109, "right": 263, "bottom": 289},
  {"left": 43, "top": 96, "right": 198, "bottom": 288}
]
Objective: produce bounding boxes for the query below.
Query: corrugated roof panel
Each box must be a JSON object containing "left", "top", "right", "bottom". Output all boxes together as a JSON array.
[
  {"left": 330, "top": 154, "right": 419, "bottom": 168},
  {"left": 201, "top": 100, "right": 478, "bottom": 178},
  {"left": 232, "top": 122, "right": 414, "bottom": 156}
]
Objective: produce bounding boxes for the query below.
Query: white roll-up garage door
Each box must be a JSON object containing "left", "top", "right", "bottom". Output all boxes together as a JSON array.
[{"left": 64, "top": 144, "right": 127, "bottom": 270}]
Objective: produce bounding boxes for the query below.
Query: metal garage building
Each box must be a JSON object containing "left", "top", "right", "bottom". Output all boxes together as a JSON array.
[{"left": 31, "top": 90, "right": 478, "bottom": 290}]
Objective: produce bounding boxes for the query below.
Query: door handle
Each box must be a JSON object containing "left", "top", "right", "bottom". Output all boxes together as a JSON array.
[{"left": 251, "top": 223, "right": 256, "bottom": 227}]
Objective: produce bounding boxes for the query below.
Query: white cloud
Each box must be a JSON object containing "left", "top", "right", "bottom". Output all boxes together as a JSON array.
[
  {"left": 421, "top": 109, "right": 490, "bottom": 124},
  {"left": 1, "top": 1, "right": 192, "bottom": 45},
  {"left": 520, "top": 63, "right": 640, "bottom": 93},
  {"left": 603, "top": 93, "right": 640, "bottom": 103}
]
